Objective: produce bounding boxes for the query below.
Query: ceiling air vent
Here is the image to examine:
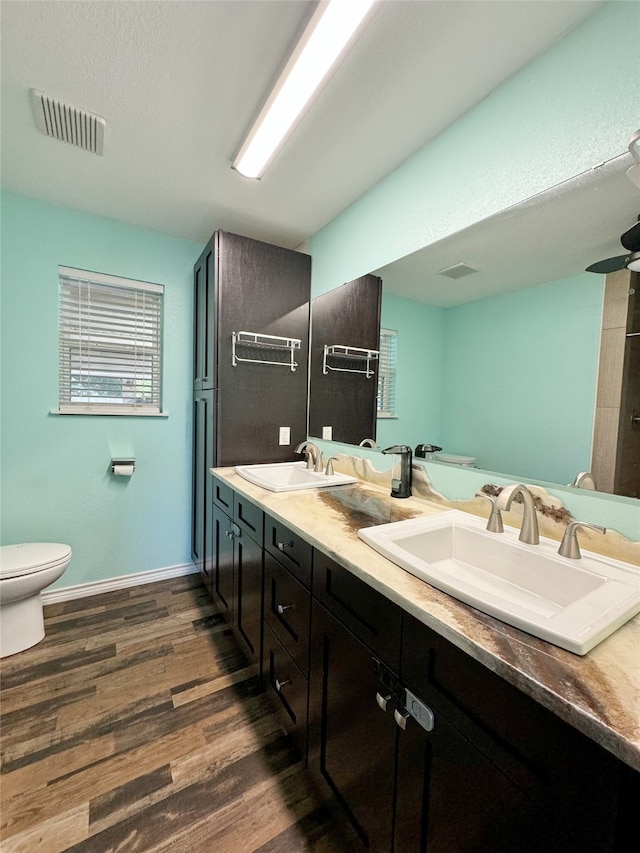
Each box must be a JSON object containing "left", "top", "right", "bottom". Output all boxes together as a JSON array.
[
  {"left": 437, "top": 262, "right": 479, "bottom": 279},
  {"left": 30, "top": 88, "right": 105, "bottom": 156}
]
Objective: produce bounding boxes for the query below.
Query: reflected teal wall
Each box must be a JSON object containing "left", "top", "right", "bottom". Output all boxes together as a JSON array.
[
  {"left": 440, "top": 275, "right": 603, "bottom": 483},
  {"left": 380, "top": 274, "right": 603, "bottom": 485},
  {"left": 0, "top": 191, "right": 203, "bottom": 587},
  {"left": 377, "top": 293, "right": 444, "bottom": 450}
]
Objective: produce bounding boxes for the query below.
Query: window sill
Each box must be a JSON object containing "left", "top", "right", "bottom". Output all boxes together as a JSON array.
[{"left": 50, "top": 409, "right": 169, "bottom": 417}]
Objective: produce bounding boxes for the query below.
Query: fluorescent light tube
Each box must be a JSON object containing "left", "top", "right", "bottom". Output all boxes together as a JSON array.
[{"left": 232, "top": 0, "right": 377, "bottom": 179}]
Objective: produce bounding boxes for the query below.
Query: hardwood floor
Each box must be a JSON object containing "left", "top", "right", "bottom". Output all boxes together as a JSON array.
[{"left": 0, "top": 575, "right": 360, "bottom": 852}]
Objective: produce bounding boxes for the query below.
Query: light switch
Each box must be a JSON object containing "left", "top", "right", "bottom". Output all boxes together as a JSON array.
[{"left": 322, "top": 426, "right": 333, "bottom": 440}]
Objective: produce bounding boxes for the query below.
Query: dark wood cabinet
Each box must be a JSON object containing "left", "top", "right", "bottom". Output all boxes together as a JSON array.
[
  {"left": 192, "top": 389, "right": 215, "bottom": 593},
  {"left": 400, "top": 612, "right": 639, "bottom": 853},
  {"left": 261, "top": 518, "right": 313, "bottom": 760},
  {"left": 309, "top": 554, "right": 402, "bottom": 851},
  {"left": 192, "top": 231, "right": 310, "bottom": 570},
  {"left": 211, "top": 477, "right": 264, "bottom": 667},
  {"left": 308, "top": 599, "right": 397, "bottom": 852},
  {"left": 211, "top": 501, "right": 234, "bottom": 620},
  {"left": 193, "top": 241, "right": 216, "bottom": 391},
  {"left": 206, "top": 482, "right": 640, "bottom": 853},
  {"left": 309, "top": 274, "right": 382, "bottom": 445}
]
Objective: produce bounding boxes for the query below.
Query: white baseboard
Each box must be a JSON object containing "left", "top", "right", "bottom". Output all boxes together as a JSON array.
[{"left": 41, "top": 562, "right": 199, "bottom": 605}]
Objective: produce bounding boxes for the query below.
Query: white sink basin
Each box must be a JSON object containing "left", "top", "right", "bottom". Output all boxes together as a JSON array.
[
  {"left": 235, "top": 461, "right": 357, "bottom": 492},
  {"left": 358, "top": 510, "right": 640, "bottom": 655}
]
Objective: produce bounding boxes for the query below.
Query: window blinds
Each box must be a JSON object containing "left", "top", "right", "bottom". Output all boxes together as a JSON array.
[
  {"left": 58, "top": 267, "right": 163, "bottom": 415},
  {"left": 377, "top": 328, "right": 397, "bottom": 417}
]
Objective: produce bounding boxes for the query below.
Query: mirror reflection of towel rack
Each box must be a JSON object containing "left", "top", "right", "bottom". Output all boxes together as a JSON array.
[{"left": 322, "top": 344, "right": 379, "bottom": 378}]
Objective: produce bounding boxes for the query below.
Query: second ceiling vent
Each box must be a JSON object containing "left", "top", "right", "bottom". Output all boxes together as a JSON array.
[{"left": 30, "top": 88, "right": 105, "bottom": 156}]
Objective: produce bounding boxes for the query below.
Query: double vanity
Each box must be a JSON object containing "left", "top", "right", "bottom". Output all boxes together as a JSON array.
[{"left": 206, "top": 456, "right": 639, "bottom": 852}]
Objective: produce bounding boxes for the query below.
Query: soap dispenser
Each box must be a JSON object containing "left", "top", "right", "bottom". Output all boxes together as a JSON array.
[{"left": 382, "top": 445, "right": 412, "bottom": 498}]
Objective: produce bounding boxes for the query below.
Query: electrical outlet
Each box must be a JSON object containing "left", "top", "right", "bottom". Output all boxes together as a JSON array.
[
  {"left": 322, "top": 426, "right": 333, "bottom": 440},
  {"left": 279, "top": 426, "right": 290, "bottom": 446}
]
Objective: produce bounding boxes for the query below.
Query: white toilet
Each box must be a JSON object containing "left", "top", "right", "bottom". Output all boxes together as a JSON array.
[{"left": 0, "top": 543, "right": 72, "bottom": 658}]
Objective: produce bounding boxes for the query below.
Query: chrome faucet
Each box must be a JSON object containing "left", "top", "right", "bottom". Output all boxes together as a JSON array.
[
  {"left": 295, "top": 440, "right": 323, "bottom": 473},
  {"left": 569, "top": 471, "right": 597, "bottom": 490},
  {"left": 494, "top": 484, "right": 539, "bottom": 545},
  {"left": 359, "top": 438, "right": 378, "bottom": 448},
  {"left": 558, "top": 521, "right": 606, "bottom": 559}
]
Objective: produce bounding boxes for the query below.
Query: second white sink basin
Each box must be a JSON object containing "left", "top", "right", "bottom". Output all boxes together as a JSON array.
[
  {"left": 358, "top": 510, "right": 640, "bottom": 654},
  {"left": 235, "top": 461, "right": 357, "bottom": 492}
]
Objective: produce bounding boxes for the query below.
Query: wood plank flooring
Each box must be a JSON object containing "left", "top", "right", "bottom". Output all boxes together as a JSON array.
[{"left": 0, "top": 575, "right": 360, "bottom": 852}]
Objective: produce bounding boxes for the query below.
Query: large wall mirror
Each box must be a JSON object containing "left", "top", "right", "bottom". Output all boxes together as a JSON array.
[{"left": 309, "top": 158, "right": 639, "bottom": 500}]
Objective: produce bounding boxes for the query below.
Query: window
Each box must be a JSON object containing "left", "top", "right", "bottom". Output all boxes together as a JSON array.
[
  {"left": 58, "top": 267, "right": 164, "bottom": 415},
  {"left": 377, "top": 328, "right": 397, "bottom": 418}
]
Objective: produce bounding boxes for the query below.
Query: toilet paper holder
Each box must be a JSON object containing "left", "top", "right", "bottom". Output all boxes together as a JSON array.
[{"left": 111, "top": 458, "right": 136, "bottom": 476}]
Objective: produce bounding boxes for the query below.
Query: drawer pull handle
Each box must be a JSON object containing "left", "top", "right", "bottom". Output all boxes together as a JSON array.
[
  {"left": 394, "top": 708, "right": 410, "bottom": 730},
  {"left": 275, "top": 677, "right": 291, "bottom": 692},
  {"left": 276, "top": 603, "right": 294, "bottom": 615},
  {"left": 277, "top": 541, "right": 294, "bottom": 552},
  {"left": 376, "top": 691, "right": 391, "bottom": 712}
]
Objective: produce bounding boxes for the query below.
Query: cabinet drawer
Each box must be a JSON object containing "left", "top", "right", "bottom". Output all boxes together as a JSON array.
[
  {"left": 264, "top": 553, "right": 311, "bottom": 677},
  {"left": 312, "top": 550, "right": 401, "bottom": 671},
  {"left": 264, "top": 623, "right": 308, "bottom": 759},
  {"left": 264, "top": 515, "right": 312, "bottom": 589},
  {"left": 212, "top": 476, "right": 233, "bottom": 513},
  {"left": 233, "top": 492, "right": 263, "bottom": 545}
]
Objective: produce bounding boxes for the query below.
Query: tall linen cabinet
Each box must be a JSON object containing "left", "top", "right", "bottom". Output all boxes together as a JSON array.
[{"left": 192, "top": 231, "right": 311, "bottom": 592}]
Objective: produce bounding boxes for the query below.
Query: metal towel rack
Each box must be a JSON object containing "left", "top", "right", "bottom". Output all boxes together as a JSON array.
[
  {"left": 323, "top": 344, "right": 379, "bottom": 378},
  {"left": 232, "top": 331, "right": 301, "bottom": 372}
]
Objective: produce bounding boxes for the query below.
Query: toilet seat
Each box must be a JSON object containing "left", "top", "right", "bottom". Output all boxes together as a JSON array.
[
  {"left": 434, "top": 453, "right": 476, "bottom": 467},
  {"left": 0, "top": 543, "right": 72, "bottom": 580}
]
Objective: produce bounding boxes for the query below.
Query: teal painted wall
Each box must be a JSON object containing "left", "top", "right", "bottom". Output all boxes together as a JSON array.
[
  {"left": 377, "top": 293, "right": 445, "bottom": 450},
  {"left": 440, "top": 274, "right": 603, "bottom": 484},
  {"left": 310, "top": 1, "right": 639, "bottom": 297},
  {"left": 0, "top": 191, "right": 203, "bottom": 587}
]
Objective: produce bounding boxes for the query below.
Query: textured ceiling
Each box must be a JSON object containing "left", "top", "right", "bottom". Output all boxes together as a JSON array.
[{"left": 0, "top": 0, "right": 605, "bottom": 249}]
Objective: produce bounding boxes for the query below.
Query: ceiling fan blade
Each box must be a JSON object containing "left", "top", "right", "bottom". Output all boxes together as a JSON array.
[{"left": 585, "top": 255, "right": 628, "bottom": 274}]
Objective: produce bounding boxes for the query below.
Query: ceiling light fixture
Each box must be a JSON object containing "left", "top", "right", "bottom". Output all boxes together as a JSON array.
[
  {"left": 232, "top": 0, "right": 377, "bottom": 180},
  {"left": 627, "top": 251, "right": 640, "bottom": 272}
]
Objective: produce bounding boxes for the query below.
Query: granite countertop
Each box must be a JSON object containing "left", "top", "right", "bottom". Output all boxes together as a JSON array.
[{"left": 212, "top": 466, "right": 640, "bottom": 772}]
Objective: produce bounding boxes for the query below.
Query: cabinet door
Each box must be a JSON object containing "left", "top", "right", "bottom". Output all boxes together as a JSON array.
[
  {"left": 193, "top": 239, "right": 216, "bottom": 391},
  {"left": 233, "top": 529, "right": 263, "bottom": 664},
  {"left": 401, "top": 613, "right": 626, "bottom": 853},
  {"left": 395, "top": 703, "right": 562, "bottom": 853},
  {"left": 211, "top": 503, "right": 234, "bottom": 619},
  {"left": 192, "top": 391, "right": 215, "bottom": 594},
  {"left": 308, "top": 600, "right": 396, "bottom": 852},
  {"left": 216, "top": 231, "right": 311, "bottom": 466}
]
